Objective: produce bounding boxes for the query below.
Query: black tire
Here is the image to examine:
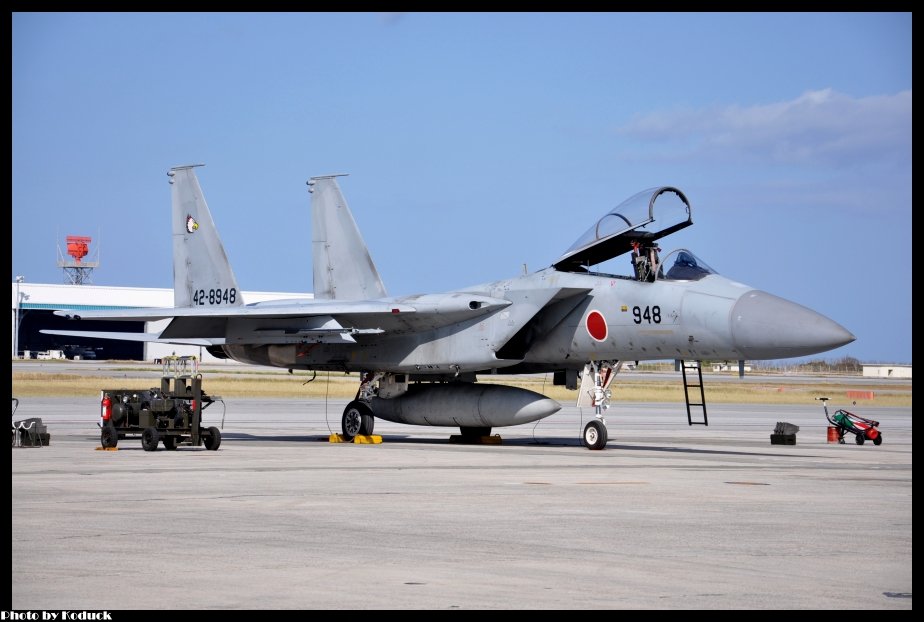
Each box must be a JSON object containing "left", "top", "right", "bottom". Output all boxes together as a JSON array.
[
  {"left": 583, "top": 420, "right": 608, "bottom": 450},
  {"left": 162, "top": 435, "right": 178, "bottom": 451},
  {"left": 203, "top": 426, "right": 221, "bottom": 451},
  {"left": 342, "top": 401, "right": 374, "bottom": 440},
  {"left": 360, "top": 413, "right": 375, "bottom": 436},
  {"left": 100, "top": 425, "right": 119, "bottom": 448},
  {"left": 855, "top": 433, "right": 865, "bottom": 445},
  {"left": 459, "top": 426, "right": 491, "bottom": 440},
  {"left": 141, "top": 427, "right": 160, "bottom": 452},
  {"left": 873, "top": 434, "right": 883, "bottom": 446}
]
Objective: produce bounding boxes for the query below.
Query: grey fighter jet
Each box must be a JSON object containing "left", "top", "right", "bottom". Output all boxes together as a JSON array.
[{"left": 45, "top": 166, "right": 854, "bottom": 448}]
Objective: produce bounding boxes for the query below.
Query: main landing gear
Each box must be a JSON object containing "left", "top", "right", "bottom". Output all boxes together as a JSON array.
[
  {"left": 340, "top": 372, "right": 382, "bottom": 441},
  {"left": 341, "top": 400, "right": 375, "bottom": 441}
]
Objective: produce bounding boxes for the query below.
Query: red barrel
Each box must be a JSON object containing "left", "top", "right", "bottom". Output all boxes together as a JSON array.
[{"left": 827, "top": 426, "right": 840, "bottom": 443}]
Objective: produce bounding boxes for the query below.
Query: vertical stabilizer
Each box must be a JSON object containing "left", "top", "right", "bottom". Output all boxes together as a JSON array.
[
  {"left": 308, "top": 175, "right": 387, "bottom": 300},
  {"left": 169, "top": 165, "right": 243, "bottom": 307}
]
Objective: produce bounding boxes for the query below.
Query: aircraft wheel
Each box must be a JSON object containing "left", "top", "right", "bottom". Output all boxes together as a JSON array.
[
  {"left": 873, "top": 434, "right": 883, "bottom": 446},
  {"left": 360, "top": 411, "right": 375, "bottom": 436},
  {"left": 855, "top": 433, "right": 865, "bottom": 446},
  {"left": 204, "top": 426, "right": 221, "bottom": 450},
  {"left": 162, "top": 435, "right": 178, "bottom": 451},
  {"left": 583, "top": 420, "right": 608, "bottom": 450},
  {"left": 141, "top": 427, "right": 160, "bottom": 452},
  {"left": 342, "top": 401, "right": 373, "bottom": 441},
  {"left": 101, "top": 425, "right": 119, "bottom": 448}
]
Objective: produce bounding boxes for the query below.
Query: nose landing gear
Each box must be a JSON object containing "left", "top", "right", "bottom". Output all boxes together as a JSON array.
[{"left": 579, "top": 361, "right": 621, "bottom": 450}]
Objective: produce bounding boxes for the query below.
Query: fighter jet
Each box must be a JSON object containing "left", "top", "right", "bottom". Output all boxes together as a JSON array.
[{"left": 45, "top": 165, "right": 854, "bottom": 448}]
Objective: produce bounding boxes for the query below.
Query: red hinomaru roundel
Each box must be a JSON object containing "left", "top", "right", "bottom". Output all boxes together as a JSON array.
[{"left": 585, "top": 310, "right": 607, "bottom": 341}]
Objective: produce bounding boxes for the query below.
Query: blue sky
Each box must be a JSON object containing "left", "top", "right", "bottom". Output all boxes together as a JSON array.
[{"left": 12, "top": 13, "right": 911, "bottom": 363}]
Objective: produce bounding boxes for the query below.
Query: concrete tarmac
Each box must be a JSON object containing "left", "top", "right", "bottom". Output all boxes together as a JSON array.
[{"left": 11, "top": 397, "right": 912, "bottom": 609}]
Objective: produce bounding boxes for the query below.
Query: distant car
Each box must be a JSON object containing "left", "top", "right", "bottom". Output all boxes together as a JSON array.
[{"left": 62, "top": 345, "right": 96, "bottom": 360}]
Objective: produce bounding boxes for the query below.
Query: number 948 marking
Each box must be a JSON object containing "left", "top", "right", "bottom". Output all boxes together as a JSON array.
[
  {"left": 632, "top": 305, "right": 661, "bottom": 324},
  {"left": 193, "top": 288, "right": 236, "bottom": 305}
]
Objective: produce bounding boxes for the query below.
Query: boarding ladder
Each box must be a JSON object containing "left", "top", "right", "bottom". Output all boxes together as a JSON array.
[{"left": 680, "top": 360, "right": 708, "bottom": 426}]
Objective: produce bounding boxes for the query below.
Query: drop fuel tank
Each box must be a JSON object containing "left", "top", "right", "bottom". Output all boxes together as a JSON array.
[{"left": 371, "top": 383, "right": 560, "bottom": 428}]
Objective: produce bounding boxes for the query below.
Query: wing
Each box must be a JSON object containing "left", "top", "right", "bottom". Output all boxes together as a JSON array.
[{"left": 49, "top": 295, "right": 512, "bottom": 345}]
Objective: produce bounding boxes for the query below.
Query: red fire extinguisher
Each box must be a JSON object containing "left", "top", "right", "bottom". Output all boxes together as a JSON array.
[{"left": 101, "top": 394, "right": 112, "bottom": 423}]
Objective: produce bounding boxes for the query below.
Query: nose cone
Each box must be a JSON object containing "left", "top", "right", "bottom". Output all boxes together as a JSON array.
[{"left": 731, "top": 290, "right": 855, "bottom": 359}]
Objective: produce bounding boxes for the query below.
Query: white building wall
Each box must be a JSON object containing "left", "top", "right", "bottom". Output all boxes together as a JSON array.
[
  {"left": 13, "top": 282, "right": 173, "bottom": 308},
  {"left": 861, "top": 365, "right": 912, "bottom": 379}
]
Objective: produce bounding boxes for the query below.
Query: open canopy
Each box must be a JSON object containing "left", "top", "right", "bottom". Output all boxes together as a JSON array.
[{"left": 553, "top": 186, "right": 692, "bottom": 271}]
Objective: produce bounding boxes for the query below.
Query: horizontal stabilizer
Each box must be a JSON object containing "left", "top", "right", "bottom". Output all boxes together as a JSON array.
[
  {"left": 40, "top": 329, "right": 220, "bottom": 347},
  {"left": 54, "top": 300, "right": 418, "bottom": 322}
]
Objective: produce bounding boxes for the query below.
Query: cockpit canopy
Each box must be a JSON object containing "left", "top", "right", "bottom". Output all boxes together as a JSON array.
[
  {"left": 553, "top": 186, "right": 692, "bottom": 271},
  {"left": 657, "top": 248, "right": 716, "bottom": 281}
]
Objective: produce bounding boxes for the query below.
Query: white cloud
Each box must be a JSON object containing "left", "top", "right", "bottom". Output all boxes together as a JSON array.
[{"left": 618, "top": 89, "right": 911, "bottom": 168}]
